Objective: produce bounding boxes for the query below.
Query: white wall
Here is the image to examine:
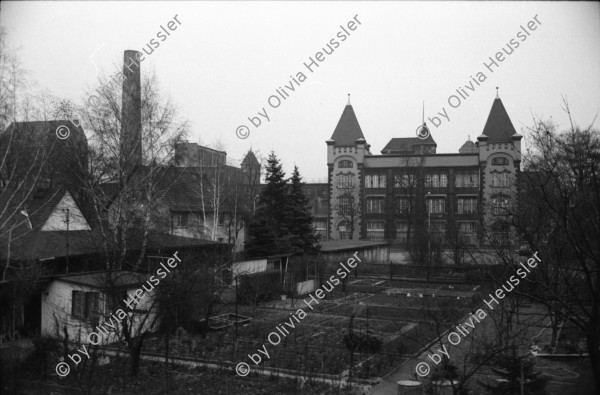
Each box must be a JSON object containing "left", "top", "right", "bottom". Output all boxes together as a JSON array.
[
  {"left": 40, "top": 191, "right": 91, "bottom": 231},
  {"left": 232, "top": 258, "right": 267, "bottom": 279},
  {"left": 41, "top": 280, "right": 159, "bottom": 345}
]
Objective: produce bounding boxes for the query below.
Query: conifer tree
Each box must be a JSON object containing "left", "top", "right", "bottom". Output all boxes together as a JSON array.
[
  {"left": 287, "top": 166, "right": 320, "bottom": 254},
  {"left": 244, "top": 152, "right": 291, "bottom": 257}
]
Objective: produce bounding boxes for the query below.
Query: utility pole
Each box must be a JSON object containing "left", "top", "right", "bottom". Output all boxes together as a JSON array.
[{"left": 65, "top": 208, "right": 70, "bottom": 274}]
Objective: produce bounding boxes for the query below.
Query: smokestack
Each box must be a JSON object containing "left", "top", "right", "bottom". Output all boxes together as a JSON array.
[{"left": 121, "top": 50, "right": 142, "bottom": 171}]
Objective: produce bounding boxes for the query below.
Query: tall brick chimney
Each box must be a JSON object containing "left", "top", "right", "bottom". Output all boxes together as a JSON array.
[{"left": 121, "top": 50, "right": 142, "bottom": 171}]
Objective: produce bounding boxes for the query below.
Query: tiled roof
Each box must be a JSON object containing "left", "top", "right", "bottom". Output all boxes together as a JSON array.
[
  {"left": 330, "top": 105, "right": 366, "bottom": 146},
  {"left": 381, "top": 136, "right": 436, "bottom": 154},
  {"left": 481, "top": 98, "right": 517, "bottom": 142}
]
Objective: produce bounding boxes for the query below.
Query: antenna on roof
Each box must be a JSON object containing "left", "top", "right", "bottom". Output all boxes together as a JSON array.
[
  {"left": 422, "top": 100, "right": 425, "bottom": 125},
  {"left": 496, "top": 87, "right": 499, "bottom": 99},
  {"left": 347, "top": 93, "right": 351, "bottom": 105}
]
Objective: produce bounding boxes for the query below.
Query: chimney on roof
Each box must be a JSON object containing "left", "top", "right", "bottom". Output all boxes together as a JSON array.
[{"left": 121, "top": 50, "right": 142, "bottom": 171}]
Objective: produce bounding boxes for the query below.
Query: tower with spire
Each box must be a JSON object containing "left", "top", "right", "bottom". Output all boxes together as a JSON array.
[
  {"left": 477, "top": 88, "right": 522, "bottom": 244},
  {"left": 241, "top": 149, "right": 261, "bottom": 185},
  {"left": 326, "top": 95, "right": 371, "bottom": 240}
]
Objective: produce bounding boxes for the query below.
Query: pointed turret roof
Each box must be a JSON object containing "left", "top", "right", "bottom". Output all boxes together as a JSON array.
[
  {"left": 241, "top": 150, "right": 259, "bottom": 166},
  {"left": 330, "top": 104, "right": 365, "bottom": 146},
  {"left": 481, "top": 97, "right": 517, "bottom": 142}
]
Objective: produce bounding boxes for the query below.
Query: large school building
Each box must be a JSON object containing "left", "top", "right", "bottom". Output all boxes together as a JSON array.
[{"left": 315, "top": 93, "right": 521, "bottom": 248}]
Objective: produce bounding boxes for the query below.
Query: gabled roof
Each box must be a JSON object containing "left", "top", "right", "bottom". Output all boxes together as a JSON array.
[
  {"left": 330, "top": 105, "right": 366, "bottom": 146},
  {"left": 40, "top": 190, "right": 91, "bottom": 231},
  {"left": 381, "top": 136, "right": 436, "bottom": 154},
  {"left": 481, "top": 98, "right": 518, "bottom": 142}
]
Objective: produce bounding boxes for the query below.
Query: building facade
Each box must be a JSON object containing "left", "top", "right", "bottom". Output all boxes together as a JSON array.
[{"left": 324, "top": 95, "right": 522, "bottom": 248}]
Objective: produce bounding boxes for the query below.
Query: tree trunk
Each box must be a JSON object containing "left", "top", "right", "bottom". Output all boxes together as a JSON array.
[
  {"left": 130, "top": 340, "right": 143, "bottom": 376},
  {"left": 587, "top": 316, "right": 600, "bottom": 392}
]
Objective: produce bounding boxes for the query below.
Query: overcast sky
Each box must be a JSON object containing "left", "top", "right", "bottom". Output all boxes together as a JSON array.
[{"left": 1, "top": 1, "right": 599, "bottom": 181}]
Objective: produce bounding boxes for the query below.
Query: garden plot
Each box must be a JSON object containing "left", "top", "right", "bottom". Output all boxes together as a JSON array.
[{"left": 141, "top": 283, "right": 475, "bottom": 380}]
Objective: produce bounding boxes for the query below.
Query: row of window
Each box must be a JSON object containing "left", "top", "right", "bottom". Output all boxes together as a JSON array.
[
  {"left": 343, "top": 195, "right": 509, "bottom": 216},
  {"left": 366, "top": 197, "right": 479, "bottom": 214},
  {"left": 340, "top": 172, "right": 508, "bottom": 190},
  {"left": 335, "top": 147, "right": 356, "bottom": 154},
  {"left": 365, "top": 221, "right": 479, "bottom": 242}
]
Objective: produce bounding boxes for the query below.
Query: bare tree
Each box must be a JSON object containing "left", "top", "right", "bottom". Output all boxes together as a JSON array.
[
  {"left": 334, "top": 183, "right": 360, "bottom": 240},
  {"left": 513, "top": 103, "right": 600, "bottom": 390}
]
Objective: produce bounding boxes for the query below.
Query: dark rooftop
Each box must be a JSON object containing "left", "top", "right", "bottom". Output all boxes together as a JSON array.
[
  {"left": 330, "top": 105, "right": 366, "bottom": 146},
  {"left": 481, "top": 97, "right": 518, "bottom": 142}
]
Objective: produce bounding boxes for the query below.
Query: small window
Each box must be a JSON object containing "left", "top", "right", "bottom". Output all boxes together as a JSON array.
[
  {"left": 338, "top": 160, "right": 353, "bottom": 168},
  {"left": 337, "top": 174, "right": 354, "bottom": 188},
  {"left": 426, "top": 198, "right": 445, "bottom": 214},
  {"left": 492, "top": 157, "right": 509, "bottom": 166},
  {"left": 72, "top": 291, "right": 100, "bottom": 322},
  {"left": 338, "top": 196, "right": 352, "bottom": 215},
  {"left": 492, "top": 195, "right": 510, "bottom": 215},
  {"left": 365, "top": 174, "right": 386, "bottom": 188},
  {"left": 173, "top": 212, "right": 189, "bottom": 227},
  {"left": 425, "top": 172, "right": 448, "bottom": 188},
  {"left": 395, "top": 197, "right": 411, "bottom": 214},
  {"left": 457, "top": 198, "right": 477, "bottom": 214},
  {"left": 491, "top": 173, "right": 510, "bottom": 187},
  {"left": 338, "top": 220, "right": 351, "bottom": 239},
  {"left": 366, "top": 221, "right": 385, "bottom": 241},
  {"left": 366, "top": 197, "right": 385, "bottom": 214}
]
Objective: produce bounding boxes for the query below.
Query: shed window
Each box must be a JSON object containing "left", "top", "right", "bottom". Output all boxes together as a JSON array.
[{"left": 72, "top": 290, "right": 100, "bottom": 321}]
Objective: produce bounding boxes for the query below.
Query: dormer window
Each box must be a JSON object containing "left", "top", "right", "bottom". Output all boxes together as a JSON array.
[{"left": 492, "top": 157, "right": 509, "bottom": 166}]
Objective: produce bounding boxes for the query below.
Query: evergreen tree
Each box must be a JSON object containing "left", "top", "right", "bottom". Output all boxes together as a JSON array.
[
  {"left": 287, "top": 166, "right": 320, "bottom": 254},
  {"left": 243, "top": 216, "right": 278, "bottom": 258},
  {"left": 244, "top": 152, "right": 291, "bottom": 257},
  {"left": 480, "top": 346, "right": 549, "bottom": 395}
]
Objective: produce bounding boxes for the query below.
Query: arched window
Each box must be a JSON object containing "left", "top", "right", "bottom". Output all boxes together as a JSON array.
[
  {"left": 492, "top": 157, "right": 509, "bottom": 166},
  {"left": 339, "top": 160, "right": 353, "bottom": 168}
]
